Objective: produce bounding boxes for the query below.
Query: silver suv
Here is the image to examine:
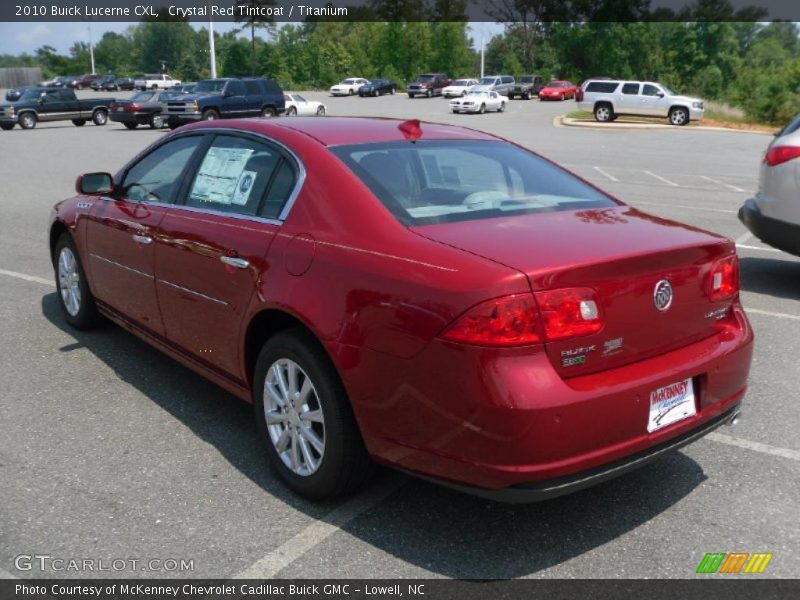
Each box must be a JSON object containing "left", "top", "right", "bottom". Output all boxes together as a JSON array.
[
  {"left": 739, "top": 115, "right": 800, "bottom": 256},
  {"left": 577, "top": 80, "right": 704, "bottom": 126},
  {"left": 472, "top": 75, "right": 515, "bottom": 96}
]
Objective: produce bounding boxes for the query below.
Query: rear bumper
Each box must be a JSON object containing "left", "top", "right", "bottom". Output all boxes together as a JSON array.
[
  {"left": 739, "top": 198, "right": 800, "bottom": 256},
  {"left": 110, "top": 111, "right": 157, "bottom": 125},
  {"left": 347, "top": 304, "right": 753, "bottom": 496}
]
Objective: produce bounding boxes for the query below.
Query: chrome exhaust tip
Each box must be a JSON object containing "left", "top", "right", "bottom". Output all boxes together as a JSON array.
[{"left": 728, "top": 409, "right": 742, "bottom": 426}]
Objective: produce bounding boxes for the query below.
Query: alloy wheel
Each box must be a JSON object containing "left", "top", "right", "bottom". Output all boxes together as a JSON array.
[
  {"left": 58, "top": 247, "right": 81, "bottom": 317},
  {"left": 263, "top": 358, "right": 326, "bottom": 476}
]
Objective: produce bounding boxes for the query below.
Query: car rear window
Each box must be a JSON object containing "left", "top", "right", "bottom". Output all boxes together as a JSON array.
[
  {"left": 331, "top": 140, "right": 616, "bottom": 226},
  {"left": 586, "top": 81, "right": 619, "bottom": 93},
  {"left": 776, "top": 115, "right": 800, "bottom": 138}
]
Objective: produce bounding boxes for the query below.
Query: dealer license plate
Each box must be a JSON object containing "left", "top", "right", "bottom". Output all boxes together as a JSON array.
[{"left": 647, "top": 377, "right": 697, "bottom": 433}]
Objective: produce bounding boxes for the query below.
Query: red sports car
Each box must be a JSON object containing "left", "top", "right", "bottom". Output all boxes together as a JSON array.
[
  {"left": 539, "top": 80, "right": 578, "bottom": 101},
  {"left": 49, "top": 117, "right": 753, "bottom": 501}
]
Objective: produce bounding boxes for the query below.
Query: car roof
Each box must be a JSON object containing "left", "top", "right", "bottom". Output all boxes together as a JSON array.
[{"left": 190, "top": 117, "right": 498, "bottom": 147}]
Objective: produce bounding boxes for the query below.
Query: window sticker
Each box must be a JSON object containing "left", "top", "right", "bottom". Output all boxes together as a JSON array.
[{"left": 191, "top": 147, "right": 254, "bottom": 205}]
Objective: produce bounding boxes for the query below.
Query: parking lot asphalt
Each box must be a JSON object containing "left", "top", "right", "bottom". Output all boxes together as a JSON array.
[{"left": 0, "top": 90, "right": 798, "bottom": 580}]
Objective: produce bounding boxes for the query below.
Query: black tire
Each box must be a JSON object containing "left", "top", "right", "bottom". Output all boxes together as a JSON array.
[
  {"left": 149, "top": 113, "right": 164, "bottom": 129},
  {"left": 72, "top": 119, "right": 86, "bottom": 126},
  {"left": 408, "top": 93, "right": 415, "bottom": 99},
  {"left": 53, "top": 233, "right": 100, "bottom": 330},
  {"left": 390, "top": 87, "right": 396, "bottom": 95},
  {"left": 426, "top": 89, "right": 433, "bottom": 98},
  {"left": 0, "top": 123, "right": 14, "bottom": 130},
  {"left": 315, "top": 106, "right": 326, "bottom": 117},
  {"left": 168, "top": 122, "right": 181, "bottom": 130},
  {"left": 18, "top": 112, "right": 37, "bottom": 129},
  {"left": 594, "top": 103, "right": 614, "bottom": 122},
  {"left": 286, "top": 106, "right": 297, "bottom": 116},
  {"left": 479, "top": 103, "right": 485, "bottom": 114},
  {"left": 348, "top": 88, "right": 355, "bottom": 95},
  {"left": 373, "top": 90, "right": 379, "bottom": 97},
  {"left": 260, "top": 106, "right": 276, "bottom": 118},
  {"left": 499, "top": 102, "right": 505, "bottom": 113},
  {"left": 524, "top": 91, "right": 531, "bottom": 100},
  {"left": 202, "top": 108, "right": 220, "bottom": 121},
  {"left": 253, "top": 329, "right": 372, "bottom": 500},
  {"left": 92, "top": 109, "right": 108, "bottom": 126},
  {"left": 123, "top": 122, "right": 138, "bottom": 130},
  {"left": 669, "top": 106, "right": 690, "bottom": 126}
]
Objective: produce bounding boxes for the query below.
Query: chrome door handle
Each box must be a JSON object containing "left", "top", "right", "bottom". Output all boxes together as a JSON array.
[
  {"left": 132, "top": 234, "right": 153, "bottom": 245},
  {"left": 220, "top": 256, "right": 250, "bottom": 269}
]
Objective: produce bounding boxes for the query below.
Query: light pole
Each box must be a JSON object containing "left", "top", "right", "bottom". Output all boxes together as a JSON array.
[
  {"left": 480, "top": 25, "right": 485, "bottom": 79},
  {"left": 208, "top": 1, "right": 217, "bottom": 77},
  {"left": 88, "top": 23, "right": 95, "bottom": 73}
]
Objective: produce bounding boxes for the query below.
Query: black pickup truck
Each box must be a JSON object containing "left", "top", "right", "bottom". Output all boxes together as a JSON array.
[{"left": 0, "top": 87, "right": 114, "bottom": 130}]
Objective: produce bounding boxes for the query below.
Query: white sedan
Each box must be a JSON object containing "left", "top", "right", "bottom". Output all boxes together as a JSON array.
[
  {"left": 450, "top": 90, "right": 508, "bottom": 114},
  {"left": 284, "top": 93, "right": 327, "bottom": 116},
  {"left": 442, "top": 78, "right": 479, "bottom": 98},
  {"left": 329, "top": 78, "right": 369, "bottom": 96}
]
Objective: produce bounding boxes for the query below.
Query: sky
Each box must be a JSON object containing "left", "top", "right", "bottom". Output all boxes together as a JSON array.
[{"left": 0, "top": 21, "right": 504, "bottom": 57}]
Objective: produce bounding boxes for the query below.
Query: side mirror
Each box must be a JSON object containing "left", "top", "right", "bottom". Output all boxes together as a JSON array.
[
  {"left": 76, "top": 172, "right": 114, "bottom": 195},
  {"left": 657, "top": 92, "right": 665, "bottom": 98}
]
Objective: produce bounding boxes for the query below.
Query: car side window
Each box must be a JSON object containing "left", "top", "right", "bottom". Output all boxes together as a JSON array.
[
  {"left": 245, "top": 80, "right": 261, "bottom": 95},
  {"left": 41, "top": 90, "right": 60, "bottom": 103},
  {"left": 622, "top": 83, "right": 640, "bottom": 95},
  {"left": 642, "top": 84, "right": 662, "bottom": 97},
  {"left": 226, "top": 81, "right": 246, "bottom": 96},
  {"left": 186, "top": 135, "right": 293, "bottom": 218},
  {"left": 120, "top": 136, "right": 204, "bottom": 204}
]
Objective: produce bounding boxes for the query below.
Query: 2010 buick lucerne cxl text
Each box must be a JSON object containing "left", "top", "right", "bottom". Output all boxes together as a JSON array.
[{"left": 49, "top": 117, "right": 753, "bottom": 502}]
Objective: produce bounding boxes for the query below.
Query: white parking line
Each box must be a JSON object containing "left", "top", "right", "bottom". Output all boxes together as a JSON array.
[
  {"left": 700, "top": 175, "right": 746, "bottom": 193},
  {"left": 745, "top": 307, "right": 800, "bottom": 321},
  {"left": 707, "top": 432, "right": 800, "bottom": 462},
  {"left": 234, "top": 478, "right": 404, "bottom": 579},
  {"left": 632, "top": 200, "right": 737, "bottom": 214},
  {"left": 736, "top": 243, "right": 781, "bottom": 253},
  {"left": 644, "top": 170, "right": 679, "bottom": 187},
  {"left": 593, "top": 166, "right": 619, "bottom": 182},
  {"left": 0, "top": 268, "right": 52, "bottom": 286}
]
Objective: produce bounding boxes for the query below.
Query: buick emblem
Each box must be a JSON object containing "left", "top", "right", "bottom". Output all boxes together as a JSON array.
[{"left": 654, "top": 279, "right": 673, "bottom": 311}]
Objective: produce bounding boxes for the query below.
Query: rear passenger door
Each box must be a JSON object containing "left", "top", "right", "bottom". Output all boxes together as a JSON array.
[
  {"left": 619, "top": 82, "right": 642, "bottom": 114},
  {"left": 243, "top": 80, "right": 263, "bottom": 116},
  {"left": 155, "top": 132, "right": 300, "bottom": 381}
]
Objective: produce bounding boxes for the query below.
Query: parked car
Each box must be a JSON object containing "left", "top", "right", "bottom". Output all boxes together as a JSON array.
[
  {"left": 163, "top": 77, "right": 285, "bottom": 129},
  {"left": 407, "top": 73, "right": 451, "bottom": 98},
  {"left": 450, "top": 90, "right": 508, "bottom": 114},
  {"left": 283, "top": 93, "right": 327, "bottom": 116},
  {"left": 74, "top": 73, "right": 101, "bottom": 90},
  {"left": 169, "top": 83, "right": 197, "bottom": 94},
  {"left": 509, "top": 75, "right": 543, "bottom": 100},
  {"left": 134, "top": 74, "right": 181, "bottom": 90},
  {"left": 5, "top": 86, "right": 31, "bottom": 102},
  {"left": 91, "top": 75, "right": 116, "bottom": 91},
  {"left": 472, "top": 75, "right": 515, "bottom": 96},
  {"left": 539, "top": 80, "right": 578, "bottom": 101},
  {"left": 49, "top": 117, "right": 753, "bottom": 501},
  {"left": 109, "top": 90, "right": 170, "bottom": 129},
  {"left": 576, "top": 79, "right": 704, "bottom": 126},
  {"left": 442, "top": 79, "right": 479, "bottom": 98},
  {"left": 329, "top": 78, "right": 369, "bottom": 96},
  {"left": 358, "top": 79, "right": 397, "bottom": 97},
  {"left": 50, "top": 75, "right": 79, "bottom": 89},
  {"left": 739, "top": 115, "right": 800, "bottom": 256},
  {"left": 0, "top": 87, "right": 114, "bottom": 130},
  {"left": 105, "top": 77, "right": 135, "bottom": 92}
]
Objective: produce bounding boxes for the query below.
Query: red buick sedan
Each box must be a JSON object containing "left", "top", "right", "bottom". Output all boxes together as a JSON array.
[
  {"left": 539, "top": 80, "right": 578, "bottom": 101},
  {"left": 49, "top": 117, "right": 752, "bottom": 501}
]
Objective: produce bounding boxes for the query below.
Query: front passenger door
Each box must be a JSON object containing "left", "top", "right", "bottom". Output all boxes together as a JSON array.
[{"left": 222, "top": 80, "right": 247, "bottom": 117}]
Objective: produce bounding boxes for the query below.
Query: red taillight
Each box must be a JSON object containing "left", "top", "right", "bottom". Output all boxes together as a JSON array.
[
  {"left": 764, "top": 145, "right": 800, "bottom": 166},
  {"left": 441, "top": 288, "right": 605, "bottom": 347},
  {"left": 109, "top": 103, "right": 117, "bottom": 111},
  {"left": 708, "top": 255, "right": 739, "bottom": 301},
  {"left": 534, "top": 287, "right": 604, "bottom": 341},
  {"left": 129, "top": 103, "right": 141, "bottom": 111},
  {"left": 441, "top": 294, "right": 542, "bottom": 347}
]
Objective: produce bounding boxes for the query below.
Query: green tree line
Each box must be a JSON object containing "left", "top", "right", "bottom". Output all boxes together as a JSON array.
[{"left": 1, "top": 0, "right": 797, "bottom": 124}]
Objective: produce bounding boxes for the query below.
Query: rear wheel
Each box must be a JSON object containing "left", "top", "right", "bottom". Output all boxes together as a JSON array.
[
  {"left": 669, "top": 107, "right": 689, "bottom": 126},
  {"left": 426, "top": 89, "right": 433, "bottom": 98},
  {"left": 253, "top": 330, "right": 372, "bottom": 500},
  {"left": 123, "top": 122, "right": 138, "bottom": 130},
  {"left": 594, "top": 103, "right": 614, "bottom": 122},
  {"left": 18, "top": 112, "right": 36, "bottom": 129},
  {"left": 408, "top": 93, "right": 415, "bottom": 99},
  {"left": 479, "top": 103, "right": 486, "bottom": 114},
  {"left": 202, "top": 108, "right": 219, "bottom": 120},
  {"left": 286, "top": 106, "right": 297, "bottom": 116},
  {"left": 373, "top": 90, "right": 379, "bottom": 97},
  {"left": 498, "top": 102, "right": 506, "bottom": 113},
  {"left": 92, "top": 109, "right": 108, "bottom": 126},
  {"left": 260, "top": 106, "right": 276, "bottom": 118},
  {"left": 149, "top": 113, "right": 163, "bottom": 129},
  {"left": 524, "top": 91, "right": 531, "bottom": 100},
  {"left": 72, "top": 119, "right": 86, "bottom": 127},
  {"left": 315, "top": 106, "right": 326, "bottom": 117},
  {"left": 54, "top": 233, "right": 100, "bottom": 330}
]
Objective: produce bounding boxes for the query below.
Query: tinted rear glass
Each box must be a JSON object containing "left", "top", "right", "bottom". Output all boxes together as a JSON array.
[
  {"left": 331, "top": 141, "right": 616, "bottom": 226},
  {"left": 776, "top": 115, "right": 800, "bottom": 138},
  {"left": 586, "top": 81, "right": 619, "bottom": 93}
]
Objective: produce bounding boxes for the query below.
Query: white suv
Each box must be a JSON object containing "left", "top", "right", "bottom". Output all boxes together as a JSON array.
[
  {"left": 739, "top": 115, "right": 800, "bottom": 257},
  {"left": 576, "top": 80, "right": 704, "bottom": 126}
]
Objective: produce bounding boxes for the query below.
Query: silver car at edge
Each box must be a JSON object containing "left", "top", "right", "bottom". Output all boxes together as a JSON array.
[
  {"left": 577, "top": 80, "right": 704, "bottom": 126},
  {"left": 739, "top": 115, "right": 800, "bottom": 257}
]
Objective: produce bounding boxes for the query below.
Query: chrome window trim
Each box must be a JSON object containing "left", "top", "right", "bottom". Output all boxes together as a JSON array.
[
  {"left": 158, "top": 279, "right": 229, "bottom": 306},
  {"left": 108, "top": 127, "right": 306, "bottom": 226},
  {"left": 90, "top": 254, "right": 154, "bottom": 279}
]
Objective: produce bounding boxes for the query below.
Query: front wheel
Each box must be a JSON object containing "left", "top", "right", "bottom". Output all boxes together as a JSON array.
[
  {"left": 260, "top": 106, "right": 276, "bottom": 118},
  {"left": 498, "top": 102, "right": 505, "bottom": 113},
  {"left": 253, "top": 330, "right": 372, "bottom": 500},
  {"left": 390, "top": 87, "right": 396, "bottom": 95},
  {"left": 202, "top": 109, "right": 219, "bottom": 120},
  {"left": 0, "top": 123, "right": 14, "bottom": 130},
  {"left": 54, "top": 233, "right": 100, "bottom": 330},
  {"left": 426, "top": 89, "right": 433, "bottom": 98},
  {"left": 479, "top": 103, "right": 486, "bottom": 114},
  {"left": 18, "top": 112, "right": 37, "bottom": 129},
  {"left": 286, "top": 106, "right": 297, "bottom": 116},
  {"left": 92, "top": 110, "right": 108, "bottom": 126},
  {"left": 149, "top": 113, "right": 163, "bottom": 129},
  {"left": 669, "top": 107, "right": 689, "bottom": 126},
  {"left": 315, "top": 106, "right": 326, "bottom": 117}
]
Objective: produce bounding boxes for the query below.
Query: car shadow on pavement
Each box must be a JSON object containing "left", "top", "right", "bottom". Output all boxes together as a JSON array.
[
  {"left": 42, "top": 292, "right": 707, "bottom": 579},
  {"left": 740, "top": 255, "right": 800, "bottom": 300}
]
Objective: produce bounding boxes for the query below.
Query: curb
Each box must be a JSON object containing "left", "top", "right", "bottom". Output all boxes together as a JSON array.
[{"left": 555, "top": 115, "right": 773, "bottom": 135}]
